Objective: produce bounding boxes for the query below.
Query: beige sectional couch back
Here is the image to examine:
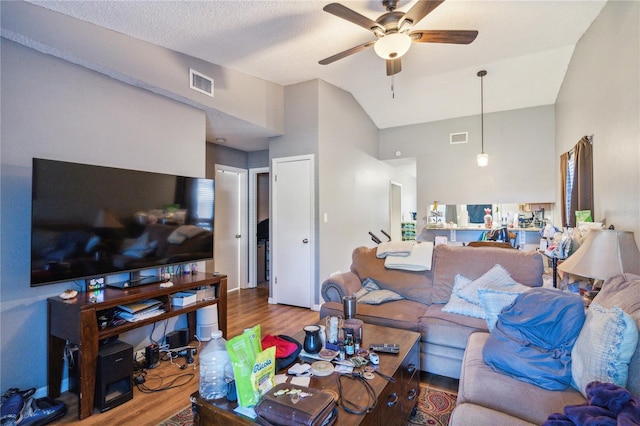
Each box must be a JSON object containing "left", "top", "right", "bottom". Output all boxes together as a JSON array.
[{"left": 349, "top": 244, "right": 545, "bottom": 306}]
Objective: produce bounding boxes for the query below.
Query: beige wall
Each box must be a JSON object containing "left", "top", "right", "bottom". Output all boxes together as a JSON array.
[{"left": 555, "top": 0, "right": 640, "bottom": 242}]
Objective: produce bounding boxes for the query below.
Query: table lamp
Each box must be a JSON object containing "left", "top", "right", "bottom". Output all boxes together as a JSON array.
[{"left": 558, "top": 229, "right": 640, "bottom": 286}]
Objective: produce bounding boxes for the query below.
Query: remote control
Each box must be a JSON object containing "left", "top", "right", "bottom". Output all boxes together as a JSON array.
[{"left": 369, "top": 344, "right": 400, "bottom": 354}]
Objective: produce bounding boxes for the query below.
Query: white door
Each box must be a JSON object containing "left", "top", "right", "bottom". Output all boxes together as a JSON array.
[
  {"left": 272, "top": 155, "right": 314, "bottom": 308},
  {"left": 214, "top": 165, "right": 247, "bottom": 292}
]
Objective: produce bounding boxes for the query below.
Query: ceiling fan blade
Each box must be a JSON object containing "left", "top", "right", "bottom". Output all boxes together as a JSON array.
[
  {"left": 319, "top": 40, "right": 376, "bottom": 65},
  {"left": 323, "top": 3, "right": 380, "bottom": 32},
  {"left": 401, "top": 0, "right": 444, "bottom": 26},
  {"left": 410, "top": 30, "right": 478, "bottom": 44},
  {"left": 386, "top": 58, "right": 402, "bottom": 76}
]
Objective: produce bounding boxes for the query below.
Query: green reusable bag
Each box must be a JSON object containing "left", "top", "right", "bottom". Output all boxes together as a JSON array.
[{"left": 575, "top": 210, "right": 592, "bottom": 223}]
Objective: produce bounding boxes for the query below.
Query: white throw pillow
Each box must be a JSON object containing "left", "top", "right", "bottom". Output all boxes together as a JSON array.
[
  {"left": 442, "top": 275, "right": 486, "bottom": 319},
  {"left": 571, "top": 302, "right": 639, "bottom": 398},
  {"left": 456, "top": 264, "right": 528, "bottom": 306}
]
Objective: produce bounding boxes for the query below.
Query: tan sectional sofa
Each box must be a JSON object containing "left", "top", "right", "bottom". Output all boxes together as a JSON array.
[
  {"left": 320, "top": 245, "right": 640, "bottom": 424},
  {"left": 450, "top": 273, "right": 640, "bottom": 425},
  {"left": 319, "top": 244, "right": 545, "bottom": 378}
]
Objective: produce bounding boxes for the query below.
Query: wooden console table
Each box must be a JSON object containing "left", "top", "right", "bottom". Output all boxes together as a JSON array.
[{"left": 47, "top": 272, "right": 227, "bottom": 420}]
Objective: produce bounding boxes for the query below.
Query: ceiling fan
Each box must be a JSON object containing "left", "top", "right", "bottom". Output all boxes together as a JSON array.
[{"left": 319, "top": 0, "right": 478, "bottom": 76}]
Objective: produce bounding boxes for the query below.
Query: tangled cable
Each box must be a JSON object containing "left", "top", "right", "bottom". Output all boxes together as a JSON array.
[{"left": 336, "top": 373, "right": 377, "bottom": 415}]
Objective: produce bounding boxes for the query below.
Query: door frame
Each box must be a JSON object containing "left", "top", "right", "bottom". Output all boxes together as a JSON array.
[
  {"left": 389, "top": 181, "right": 402, "bottom": 242},
  {"left": 248, "top": 166, "right": 269, "bottom": 288},
  {"left": 214, "top": 164, "right": 248, "bottom": 291},
  {"left": 271, "top": 154, "right": 315, "bottom": 307}
]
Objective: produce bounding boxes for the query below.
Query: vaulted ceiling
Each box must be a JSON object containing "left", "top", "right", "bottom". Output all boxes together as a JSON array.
[{"left": 25, "top": 0, "right": 607, "bottom": 151}]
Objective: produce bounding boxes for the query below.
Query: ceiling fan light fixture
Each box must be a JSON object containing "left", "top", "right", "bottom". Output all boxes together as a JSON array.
[{"left": 374, "top": 33, "right": 412, "bottom": 60}]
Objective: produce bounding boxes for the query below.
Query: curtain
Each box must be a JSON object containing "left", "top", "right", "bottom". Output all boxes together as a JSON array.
[
  {"left": 570, "top": 136, "right": 593, "bottom": 226},
  {"left": 560, "top": 152, "right": 569, "bottom": 227},
  {"left": 560, "top": 136, "right": 593, "bottom": 228}
]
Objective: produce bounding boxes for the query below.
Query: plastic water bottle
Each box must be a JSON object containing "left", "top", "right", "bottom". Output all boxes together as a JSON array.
[{"left": 199, "top": 330, "right": 230, "bottom": 400}]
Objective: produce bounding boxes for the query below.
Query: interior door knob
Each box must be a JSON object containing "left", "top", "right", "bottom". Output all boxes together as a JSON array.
[
  {"left": 302, "top": 238, "right": 309, "bottom": 244},
  {"left": 235, "top": 234, "right": 241, "bottom": 238}
]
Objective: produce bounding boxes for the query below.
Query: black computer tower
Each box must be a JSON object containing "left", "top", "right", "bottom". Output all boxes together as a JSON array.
[{"left": 95, "top": 340, "right": 133, "bottom": 412}]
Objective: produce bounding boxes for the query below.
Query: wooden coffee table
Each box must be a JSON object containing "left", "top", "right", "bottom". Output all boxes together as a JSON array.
[{"left": 191, "top": 322, "right": 420, "bottom": 426}]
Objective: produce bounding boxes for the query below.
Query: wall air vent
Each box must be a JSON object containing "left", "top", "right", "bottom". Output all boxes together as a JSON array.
[
  {"left": 450, "top": 132, "right": 468, "bottom": 144},
  {"left": 190, "top": 69, "right": 214, "bottom": 97}
]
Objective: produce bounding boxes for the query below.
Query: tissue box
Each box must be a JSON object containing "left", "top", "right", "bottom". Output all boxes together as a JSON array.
[{"left": 171, "top": 291, "right": 197, "bottom": 307}]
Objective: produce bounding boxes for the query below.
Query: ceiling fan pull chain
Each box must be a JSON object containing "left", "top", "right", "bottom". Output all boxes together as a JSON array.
[{"left": 391, "top": 75, "right": 395, "bottom": 99}]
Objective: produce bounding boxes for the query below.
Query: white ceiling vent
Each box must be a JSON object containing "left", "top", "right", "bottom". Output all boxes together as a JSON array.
[
  {"left": 450, "top": 132, "right": 468, "bottom": 144},
  {"left": 190, "top": 69, "right": 214, "bottom": 97}
]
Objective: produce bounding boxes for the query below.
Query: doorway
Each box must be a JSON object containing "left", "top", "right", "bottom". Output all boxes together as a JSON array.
[
  {"left": 214, "top": 165, "right": 248, "bottom": 291},
  {"left": 248, "top": 167, "right": 270, "bottom": 289}
]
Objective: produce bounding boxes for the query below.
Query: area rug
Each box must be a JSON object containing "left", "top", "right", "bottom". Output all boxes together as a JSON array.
[
  {"left": 408, "top": 385, "right": 458, "bottom": 426},
  {"left": 158, "top": 384, "right": 456, "bottom": 426},
  {"left": 158, "top": 406, "right": 194, "bottom": 426}
]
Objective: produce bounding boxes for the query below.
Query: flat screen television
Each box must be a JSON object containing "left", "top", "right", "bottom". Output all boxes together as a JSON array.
[{"left": 30, "top": 158, "right": 214, "bottom": 287}]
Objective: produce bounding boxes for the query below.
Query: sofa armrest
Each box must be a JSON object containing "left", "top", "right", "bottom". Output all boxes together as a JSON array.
[{"left": 321, "top": 272, "right": 363, "bottom": 302}]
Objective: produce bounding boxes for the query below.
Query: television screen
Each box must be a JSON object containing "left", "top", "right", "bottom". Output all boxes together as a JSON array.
[{"left": 30, "top": 158, "right": 214, "bottom": 286}]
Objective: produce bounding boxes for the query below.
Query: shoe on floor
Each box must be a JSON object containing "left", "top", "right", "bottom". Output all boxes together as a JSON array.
[
  {"left": 0, "top": 393, "right": 24, "bottom": 426},
  {"left": 18, "top": 397, "right": 67, "bottom": 426}
]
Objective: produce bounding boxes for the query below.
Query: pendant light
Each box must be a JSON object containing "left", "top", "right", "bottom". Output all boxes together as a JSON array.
[{"left": 477, "top": 70, "right": 489, "bottom": 167}]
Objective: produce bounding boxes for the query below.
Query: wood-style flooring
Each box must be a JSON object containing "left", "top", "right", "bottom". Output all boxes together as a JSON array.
[{"left": 51, "top": 283, "right": 458, "bottom": 425}]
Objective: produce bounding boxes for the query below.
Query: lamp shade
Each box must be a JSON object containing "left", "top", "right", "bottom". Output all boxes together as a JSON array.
[
  {"left": 374, "top": 33, "right": 412, "bottom": 60},
  {"left": 558, "top": 229, "right": 640, "bottom": 280}
]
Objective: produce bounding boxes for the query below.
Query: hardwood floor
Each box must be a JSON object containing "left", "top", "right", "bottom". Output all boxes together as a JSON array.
[{"left": 51, "top": 283, "right": 458, "bottom": 425}]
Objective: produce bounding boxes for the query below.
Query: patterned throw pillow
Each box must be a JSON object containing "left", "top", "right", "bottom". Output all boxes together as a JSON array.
[
  {"left": 571, "top": 302, "right": 639, "bottom": 398},
  {"left": 358, "top": 289, "right": 404, "bottom": 305},
  {"left": 456, "top": 264, "right": 529, "bottom": 306},
  {"left": 442, "top": 275, "right": 486, "bottom": 319},
  {"left": 353, "top": 278, "right": 403, "bottom": 305},
  {"left": 478, "top": 288, "right": 525, "bottom": 331}
]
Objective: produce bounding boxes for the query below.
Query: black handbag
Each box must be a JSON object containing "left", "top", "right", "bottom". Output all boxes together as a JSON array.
[{"left": 254, "top": 383, "right": 337, "bottom": 426}]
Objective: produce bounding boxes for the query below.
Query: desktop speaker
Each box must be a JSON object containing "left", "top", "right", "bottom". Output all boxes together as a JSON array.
[{"left": 95, "top": 340, "right": 133, "bottom": 412}]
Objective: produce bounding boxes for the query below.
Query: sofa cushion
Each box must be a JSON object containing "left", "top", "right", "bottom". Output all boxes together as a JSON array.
[
  {"left": 450, "top": 403, "right": 537, "bottom": 426},
  {"left": 350, "top": 246, "right": 433, "bottom": 305},
  {"left": 571, "top": 302, "right": 638, "bottom": 397},
  {"left": 591, "top": 273, "right": 640, "bottom": 397},
  {"left": 431, "top": 245, "right": 544, "bottom": 304},
  {"left": 319, "top": 300, "right": 425, "bottom": 332},
  {"left": 457, "top": 332, "right": 585, "bottom": 425},
  {"left": 419, "top": 304, "right": 488, "bottom": 348}
]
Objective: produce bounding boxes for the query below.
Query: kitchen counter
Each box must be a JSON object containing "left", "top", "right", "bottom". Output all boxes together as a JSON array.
[{"left": 418, "top": 226, "right": 543, "bottom": 251}]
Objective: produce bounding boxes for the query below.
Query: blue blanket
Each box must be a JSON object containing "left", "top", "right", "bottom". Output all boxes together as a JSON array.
[
  {"left": 543, "top": 381, "right": 640, "bottom": 425},
  {"left": 482, "top": 288, "right": 586, "bottom": 390}
]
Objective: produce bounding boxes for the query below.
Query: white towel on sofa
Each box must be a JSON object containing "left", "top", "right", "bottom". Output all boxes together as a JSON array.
[
  {"left": 376, "top": 241, "right": 414, "bottom": 258},
  {"left": 384, "top": 242, "right": 434, "bottom": 271}
]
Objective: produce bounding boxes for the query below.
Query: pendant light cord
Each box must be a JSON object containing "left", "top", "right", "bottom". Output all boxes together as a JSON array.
[{"left": 478, "top": 70, "right": 487, "bottom": 154}]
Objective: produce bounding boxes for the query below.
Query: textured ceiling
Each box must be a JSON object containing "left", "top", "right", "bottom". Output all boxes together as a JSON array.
[{"left": 26, "top": 0, "right": 607, "bottom": 151}]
